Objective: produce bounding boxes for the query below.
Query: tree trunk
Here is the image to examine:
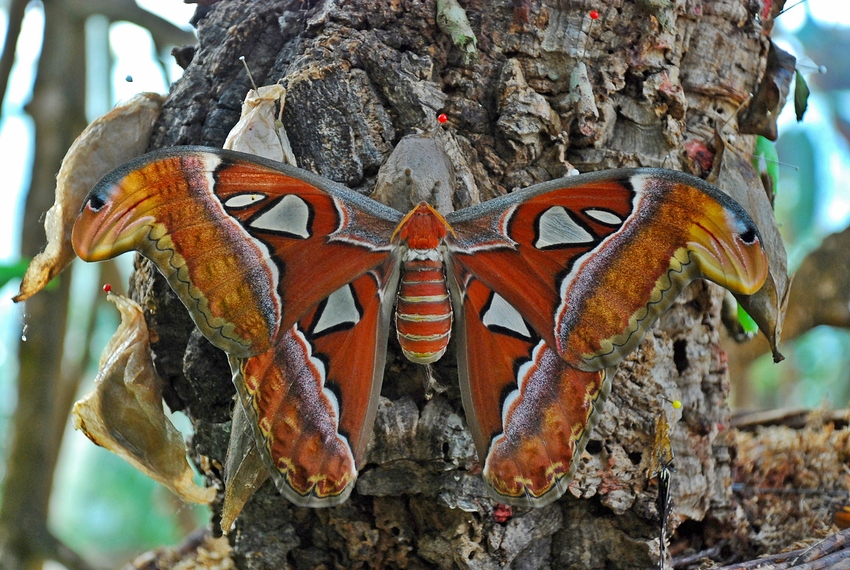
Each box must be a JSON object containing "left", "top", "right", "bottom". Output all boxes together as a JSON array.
[{"left": 138, "top": 0, "right": 777, "bottom": 567}]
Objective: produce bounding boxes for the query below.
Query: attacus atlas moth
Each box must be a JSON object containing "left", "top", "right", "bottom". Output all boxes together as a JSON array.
[{"left": 72, "top": 146, "right": 767, "bottom": 507}]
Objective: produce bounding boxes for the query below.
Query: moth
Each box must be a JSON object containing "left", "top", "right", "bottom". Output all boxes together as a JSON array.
[{"left": 72, "top": 146, "right": 768, "bottom": 508}]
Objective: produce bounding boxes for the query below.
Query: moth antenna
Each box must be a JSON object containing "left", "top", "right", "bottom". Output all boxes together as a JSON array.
[
  {"left": 239, "top": 55, "right": 260, "bottom": 92},
  {"left": 431, "top": 180, "right": 441, "bottom": 206}
]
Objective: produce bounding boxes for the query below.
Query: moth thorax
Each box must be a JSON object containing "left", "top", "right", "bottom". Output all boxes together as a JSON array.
[{"left": 395, "top": 256, "right": 452, "bottom": 364}]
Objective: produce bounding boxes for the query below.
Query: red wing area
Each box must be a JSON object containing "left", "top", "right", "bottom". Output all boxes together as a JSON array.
[
  {"left": 450, "top": 272, "right": 610, "bottom": 507},
  {"left": 446, "top": 178, "right": 635, "bottom": 363},
  {"left": 232, "top": 262, "right": 397, "bottom": 507},
  {"left": 212, "top": 154, "right": 402, "bottom": 330},
  {"left": 73, "top": 147, "right": 402, "bottom": 359}
]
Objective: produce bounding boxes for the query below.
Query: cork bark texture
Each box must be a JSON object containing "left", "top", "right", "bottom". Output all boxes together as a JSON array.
[{"left": 131, "top": 0, "right": 781, "bottom": 567}]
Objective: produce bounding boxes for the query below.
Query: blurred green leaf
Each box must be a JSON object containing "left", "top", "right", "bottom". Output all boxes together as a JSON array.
[
  {"left": 737, "top": 305, "right": 759, "bottom": 335},
  {"left": 54, "top": 443, "right": 208, "bottom": 556},
  {"left": 0, "top": 259, "right": 30, "bottom": 289},
  {"left": 795, "top": 70, "right": 810, "bottom": 122},
  {"left": 0, "top": 259, "right": 60, "bottom": 292}
]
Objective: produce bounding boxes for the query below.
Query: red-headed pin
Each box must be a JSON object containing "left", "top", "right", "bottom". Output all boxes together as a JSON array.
[
  {"left": 581, "top": 9, "right": 600, "bottom": 60},
  {"left": 103, "top": 283, "right": 112, "bottom": 293},
  {"left": 437, "top": 113, "right": 448, "bottom": 124}
]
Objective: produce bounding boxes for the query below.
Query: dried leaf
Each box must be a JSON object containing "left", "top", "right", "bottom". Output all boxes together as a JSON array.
[
  {"left": 223, "top": 84, "right": 297, "bottom": 165},
  {"left": 738, "top": 42, "right": 795, "bottom": 141},
  {"left": 709, "top": 131, "right": 790, "bottom": 362},
  {"left": 649, "top": 413, "right": 674, "bottom": 478},
  {"left": 73, "top": 293, "right": 215, "bottom": 504},
  {"left": 436, "top": 0, "right": 479, "bottom": 65},
  {"left": 14, "top": 92, "right": 164, "bottom": 302},
  {"left": 221, "top": 398, "right": 269, "bottom": 534}
]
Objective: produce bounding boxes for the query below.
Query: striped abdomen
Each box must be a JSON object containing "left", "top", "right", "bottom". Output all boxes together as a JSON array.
[{"left": 395, "top": 256, "right": 452, "bottom": 364}]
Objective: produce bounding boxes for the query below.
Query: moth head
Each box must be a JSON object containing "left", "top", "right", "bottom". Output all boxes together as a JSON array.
[{"left": 392, "top": 201, "right": 455, "bottom": 249}]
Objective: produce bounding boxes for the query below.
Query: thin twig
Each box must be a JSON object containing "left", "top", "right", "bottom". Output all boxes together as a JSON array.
[
  {"left": 791, "top": 528, "right": 850, "bottom": 564},
  {"left": 711, "top": 529, "right": 850, "bottom": 569},
  {"left": 672, "top": 542, "right": 724, "bottom": 568}
]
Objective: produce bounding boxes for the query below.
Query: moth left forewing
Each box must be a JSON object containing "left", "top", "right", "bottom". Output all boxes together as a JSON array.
[
  {"left": 231, "top": 256, "right": 399, "bottom": 507},
  {"left": 446, "top": 264, "right": 611, "bottom": 507},
  {"left": 210, "top": 149, "right": 404, "bottom": 331}
]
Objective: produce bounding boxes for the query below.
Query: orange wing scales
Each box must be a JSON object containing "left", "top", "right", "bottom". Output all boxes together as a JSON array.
[
  {"left": 452, "top": 274, "right": 610, "bottom": 505},
  {"left": 73, "top": 152, "right": 281, "bottom": 357},
  {"left": 552, "top": 175, "right": 768, "bottom": 370},
  {"left": 234, "top": 262, "right": 398, "bottom": 507}
]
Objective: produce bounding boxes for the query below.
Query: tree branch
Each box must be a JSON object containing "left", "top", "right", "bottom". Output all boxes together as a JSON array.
[{"left": 0, "top": 0, "right": 31, "bottom": 112}]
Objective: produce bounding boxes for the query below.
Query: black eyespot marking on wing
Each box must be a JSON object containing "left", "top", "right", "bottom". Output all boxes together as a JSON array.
[
  {"left": 86, "top": 191, "right": 107, "bottom": 212},
  {"left": 739, "top": 226, "right": 758, "bottom": 245}
]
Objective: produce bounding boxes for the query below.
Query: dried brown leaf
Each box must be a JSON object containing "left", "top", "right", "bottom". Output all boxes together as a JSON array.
[
  {"left": 649, "top": 413, "right": 674, "bottom": 478},
  {"left": 709, "top": 130, "right": 790, "bottom": 362},
  {"left": 73, "top": 293, "right": 215, "bottom": 504},
  {"left": 221, "top": 399, "right": 269, "bottom": 533},
  {"left": 13, "top": 92, "right": 164, "bottom": 302},
  {"left": 738, "top": 41, "right": 796, "bottom": 141},
  {"left": 223, "top": 84, "right": 297, "bottom": 165}
]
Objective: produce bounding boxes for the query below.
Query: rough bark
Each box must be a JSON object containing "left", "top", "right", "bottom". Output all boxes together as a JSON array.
[{"left": 136, "top": 0, "right": 776, "bottom": 567}]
